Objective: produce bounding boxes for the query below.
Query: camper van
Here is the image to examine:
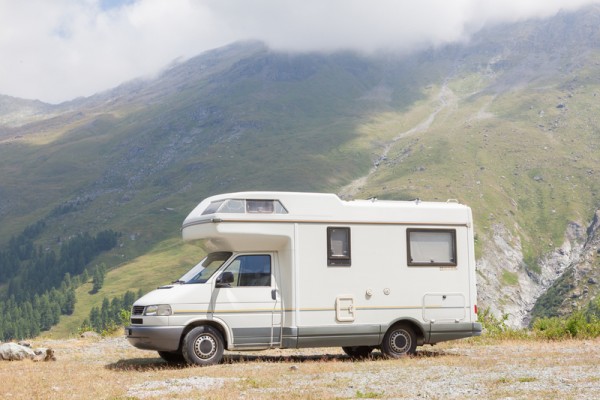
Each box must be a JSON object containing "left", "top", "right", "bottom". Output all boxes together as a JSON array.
[{"left": 126, "top": 192, "right": 481, "bottom": 365}]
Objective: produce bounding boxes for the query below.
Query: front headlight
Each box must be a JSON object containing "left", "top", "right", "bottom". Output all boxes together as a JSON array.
[{"left": 144, "top": 304, "right": 172, "bottom": 316}]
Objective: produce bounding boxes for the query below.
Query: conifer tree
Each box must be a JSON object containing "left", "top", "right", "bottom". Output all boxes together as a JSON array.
[{"left": 92, "top": 264, "right": 106, "bottom": 294}]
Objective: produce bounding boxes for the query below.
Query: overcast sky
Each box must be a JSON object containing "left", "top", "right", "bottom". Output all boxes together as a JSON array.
[{"left": 1, "top": 0, "right": 599, "bottom": 104}]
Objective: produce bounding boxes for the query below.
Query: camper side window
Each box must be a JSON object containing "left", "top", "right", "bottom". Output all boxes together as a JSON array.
[
  {"left": 407, "top": 229, "right": 457, "bottom": 267},
  {"left": 327, "top": 227, "right": 351, "bottom": 266},
  {"left": 222, "top": 255, "right": 272, "bottom": 287}
]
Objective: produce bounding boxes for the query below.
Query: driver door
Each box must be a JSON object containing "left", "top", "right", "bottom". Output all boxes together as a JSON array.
[{"left": 212, "top": 253, "right": 281, "bottom": 349}]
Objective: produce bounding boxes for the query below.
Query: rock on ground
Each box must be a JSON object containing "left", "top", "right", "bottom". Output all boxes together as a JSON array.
[{"left": 0, "top": 342, "right": 56, "bottom": 361}]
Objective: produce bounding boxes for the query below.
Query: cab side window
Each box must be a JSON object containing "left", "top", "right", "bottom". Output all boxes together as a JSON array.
[{"left": 224, "top": 255, "right": 272, "bottom": 287}]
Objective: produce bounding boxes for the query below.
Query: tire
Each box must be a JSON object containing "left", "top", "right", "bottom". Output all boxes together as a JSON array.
[
  {"left": 157, "top": 350, "right": 185, "bottom": 364},
  {"left": 182, "top": 325, "right": 225, "bottom": 366},
  {"left": 381, "top": 323, "right": 417, "bottom": 358},
  {"left": 342, "top": 346, "right": 374, "bottom": 359}
]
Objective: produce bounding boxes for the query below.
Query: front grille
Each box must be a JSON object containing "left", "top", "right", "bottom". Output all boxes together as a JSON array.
[
  {"left": 132, "top": 306, "right": 145, "bottom": 315},
  {"left": 130, "top": 318, "right": 143, "bottom": 325}
]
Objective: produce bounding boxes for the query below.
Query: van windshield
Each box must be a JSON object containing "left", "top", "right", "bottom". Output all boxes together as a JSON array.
[{"left": 178, "top": 252, "right": 232, "bottom": 284}]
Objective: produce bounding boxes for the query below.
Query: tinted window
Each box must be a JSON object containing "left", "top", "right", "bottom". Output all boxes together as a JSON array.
[
  {"left": 203, "top": 199, "right": 288, "bottom": 215},
  {"left": 223, "top": 255, "right": 272, "bottom": 287},
  {"left": 202, "top": 200, "right": 225, "bottom": 215},
  {"left": 327, "top": 227, "right": 351, "bottom": 266}
]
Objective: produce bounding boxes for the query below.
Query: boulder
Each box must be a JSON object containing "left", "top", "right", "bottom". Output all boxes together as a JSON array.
[
  {"left": 80, "top": 331, "right": 101, "bottom": 339},
  {"left": 33, "top": 348, "right": 57, "bottom": 362},
  {"left": 0, "top": 342, "right": 35, "bottom": 361}
]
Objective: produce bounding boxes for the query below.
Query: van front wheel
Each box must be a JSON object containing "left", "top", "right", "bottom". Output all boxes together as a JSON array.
[
  {"left": 381, "top": 324, "right": 417, "bottom": 358},
  {"left": 182, "top": 325, "right": 224, "bottom": 366}
]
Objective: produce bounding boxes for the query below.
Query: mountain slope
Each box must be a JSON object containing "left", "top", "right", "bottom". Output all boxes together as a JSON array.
[
  {"left": 2, "top": 7, "right": 600, "bottom": 335},
  {"left": 340, "top": 6, "right": 600, "bottom": 325}
]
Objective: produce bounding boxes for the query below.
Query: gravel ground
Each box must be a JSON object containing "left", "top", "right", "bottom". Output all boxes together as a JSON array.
[
  {"left": 5, "top": 336, "right": 600, "bottom": 399},
  {"left": 223, "top": 340, "right": 600, "bottom": 399}
]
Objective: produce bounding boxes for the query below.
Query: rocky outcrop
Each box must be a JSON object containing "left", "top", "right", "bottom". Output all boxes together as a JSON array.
[
  {"left": 540, "top": 210, "right": 600, "bottom": 316},
  {"left": 478, "top": 220, "right": 586, "bottom": 327}
]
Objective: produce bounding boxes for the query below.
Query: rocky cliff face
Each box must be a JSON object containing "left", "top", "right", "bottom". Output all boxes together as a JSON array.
[
  {"left": 570, "top": 211, "right": 600, "bottom": 306},
  {"left": 478, "top": 211, "right": 600, "bottom": 327},
  {"left": 528, "top": 211, "right": 600, "bottom": 321}
]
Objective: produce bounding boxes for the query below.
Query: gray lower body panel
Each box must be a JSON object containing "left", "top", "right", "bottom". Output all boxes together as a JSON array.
[
  {"left": 427, "top": 322, "right": 482, "bottom": 344},
  {"left": 231, "top": 327, "right": 277, "bottom": 349},
  {"left": 283, "top": 321, "right": 481, "bottom": 349},
  {"left": 126, "top": 325, "right": 184, "bottom": 352},
  {"left": 294, "top": 324, "right": 381, "bottom": 348}
]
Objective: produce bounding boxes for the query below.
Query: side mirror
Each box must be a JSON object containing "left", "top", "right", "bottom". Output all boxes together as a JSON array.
[{"left": 216, "top": 271, "right": 234, "bottom": 288}]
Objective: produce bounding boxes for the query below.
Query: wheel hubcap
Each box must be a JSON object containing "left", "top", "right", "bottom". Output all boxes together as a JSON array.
[
  {"left": 194, "top": 334, "right": 217, "bottom": 360},
  {"left": 389, "top": 330, "right": 410, "bottom": 354}
]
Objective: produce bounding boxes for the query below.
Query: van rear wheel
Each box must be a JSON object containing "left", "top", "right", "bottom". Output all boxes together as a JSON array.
[
  {"left": 381, "top": 323, "right": 417, "bottom": 358},
  {"left": 182, "top": 325, "right": 224, "bottom": 366},
  {"left": 342, "top": 346, "right": 373, "bottom": 359}
]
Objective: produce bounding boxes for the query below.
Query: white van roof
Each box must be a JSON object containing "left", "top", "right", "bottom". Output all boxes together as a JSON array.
[{"left": 182, "top": 191, "right": 472, "bottom": 229}]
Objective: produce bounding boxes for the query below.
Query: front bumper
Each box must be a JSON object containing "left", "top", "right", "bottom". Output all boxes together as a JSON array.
[{"left": 125, "top": 325, "right": 184, "bottom": 352}]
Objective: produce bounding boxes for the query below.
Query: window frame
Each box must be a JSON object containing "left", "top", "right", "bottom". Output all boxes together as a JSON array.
[
  {"left": 406, "top": 228, "right": 457, "bottom": 267},
  {"left": 327, "top": 227, "right": 351, "bottom": 267}
]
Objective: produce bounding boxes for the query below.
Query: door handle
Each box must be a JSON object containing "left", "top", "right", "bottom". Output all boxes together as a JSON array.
[{"left": 271, "top": 289, "right": 277, "bottom": 300}]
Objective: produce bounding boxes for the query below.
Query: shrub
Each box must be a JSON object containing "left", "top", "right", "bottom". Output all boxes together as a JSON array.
[
  {"left": 531, "top": 317, "right": 567, "bottom": 340},
  {"left": 532, "top": 308, "right": 600, "bottom": 340},
  {"left": 477, "top": 307, "right": 529, "bottom": 339}
]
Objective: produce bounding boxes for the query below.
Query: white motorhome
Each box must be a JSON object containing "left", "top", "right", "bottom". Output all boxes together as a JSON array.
[{"left": 126, "top": 192, "right": 481, "bottom": 365}]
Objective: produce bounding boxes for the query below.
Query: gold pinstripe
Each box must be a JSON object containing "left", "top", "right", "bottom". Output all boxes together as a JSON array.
[{"left": 172, "top": 305, "right": 471, "bottom": 315}]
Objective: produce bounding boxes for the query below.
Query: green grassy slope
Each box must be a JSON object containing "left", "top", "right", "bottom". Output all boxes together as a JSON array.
[
  {"left": 356, "top": 75, "right": 600, "bottom": 265},
  {"left": 43, "top": 240, "right": 203, "bottom": 338}
]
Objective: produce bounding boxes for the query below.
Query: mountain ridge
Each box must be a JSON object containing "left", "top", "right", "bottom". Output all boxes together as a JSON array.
[{"left": 2, "top": 6, "right": 600, "bottom": 335}]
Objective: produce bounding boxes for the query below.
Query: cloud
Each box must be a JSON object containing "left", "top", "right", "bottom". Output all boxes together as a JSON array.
[
  {"left": 214, "top": 0, "right": 600, "bottom": 52},
  {"left": 0, "top": 0, "right": 599, "bottom": 103},
  {"left": 0, "top": 0, "right": 235, "bottom": 103}
]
